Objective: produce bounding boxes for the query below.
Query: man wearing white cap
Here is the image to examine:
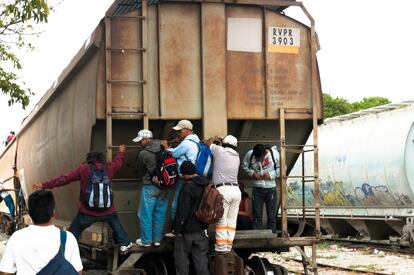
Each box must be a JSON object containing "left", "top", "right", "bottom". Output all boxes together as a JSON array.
[
  {"left": 205, "top": 135, "right": 241, "bottom": 254},
  {"left": 133, "top": 130, "right": 168, "bottom": 247},
  {"left": 161, "top": 120, "right": 200, "bottom": 227}
]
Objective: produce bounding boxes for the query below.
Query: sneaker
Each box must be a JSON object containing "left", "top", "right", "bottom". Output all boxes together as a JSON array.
[
  {"left": 136, "top": 238, "right": 151, "bottom": 247},
  {"left": 154, "top": 242, "right": 161, "bottom": 247},
  {"left": 165, "top": 232, "right": 175, "bottom": 238},
  {"left": 120, "top": 242, "right": 133, "bottom": 252}
]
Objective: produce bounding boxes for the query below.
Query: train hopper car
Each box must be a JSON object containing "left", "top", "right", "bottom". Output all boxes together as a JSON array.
[
  {"left": 0, "top": 0, "right": 323, "bottom": 273},
  {"left": 287, "top": 101, "right": 414, "bottom": 246}
]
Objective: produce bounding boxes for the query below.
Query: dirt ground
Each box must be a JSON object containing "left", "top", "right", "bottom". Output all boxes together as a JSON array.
[{"left": 258, "top": 242, "right": 414, "bottom": 275}]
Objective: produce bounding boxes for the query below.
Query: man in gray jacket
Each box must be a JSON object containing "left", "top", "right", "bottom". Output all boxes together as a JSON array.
[{"left": 133, "top": 129, "right": 168, "bottom": 247}]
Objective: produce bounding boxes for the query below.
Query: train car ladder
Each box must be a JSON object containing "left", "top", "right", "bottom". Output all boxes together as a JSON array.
[
  {"left": 103, "top": 3, "right": 150, "bottom": 268},
  {"left": 105, "top": 1, "right": 149, "bottom": 161},
  {"left": 279, "top": 107, "right": 320, "bottom": 275}
]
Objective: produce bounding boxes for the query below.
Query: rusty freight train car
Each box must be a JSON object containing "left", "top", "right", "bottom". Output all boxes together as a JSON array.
[{"left": 0, "top": 0, "right": 323, "bottom": 273}]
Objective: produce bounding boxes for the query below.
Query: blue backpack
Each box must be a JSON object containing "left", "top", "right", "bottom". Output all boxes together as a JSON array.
[
  {"left": 37, "top": 230, "right": 78, "bottom": 275},
  {"left": 189, "top": 140, "right": 214, "bottom": 178},
  {"left": 84, "top": 165, "right": 113, "bottom": 211}
]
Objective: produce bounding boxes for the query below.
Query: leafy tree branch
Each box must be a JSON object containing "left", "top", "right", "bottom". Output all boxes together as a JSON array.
[{"left": 0, "top": 0, "right": 52, "bottom": 109}]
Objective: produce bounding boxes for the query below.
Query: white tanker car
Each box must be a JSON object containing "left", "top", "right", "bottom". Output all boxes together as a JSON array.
[{"left": 288, "top": 101, "right": 414, "bottom": 243}]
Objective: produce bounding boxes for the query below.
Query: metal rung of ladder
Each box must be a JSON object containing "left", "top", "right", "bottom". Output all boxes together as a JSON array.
[
  {"left": 108, "top": 111, "right": 146, "bottom": 116},
  {"left": 107, "top": 48, "right": 146, "bottom": 53},
  {"left": 285, "top": 176, "right": 316, "bottom": 179},
  {"left": 283, "top": 144, "right": 316, "bottom": 148},
  {"left": 107, "top": 80, "right": 146, "bottom": 84},
  {"left": 285, "top": 148, "right": 306, "bottom": 154}
]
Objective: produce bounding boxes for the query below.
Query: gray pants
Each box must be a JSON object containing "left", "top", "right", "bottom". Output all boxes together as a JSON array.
[{"left": 174, "top": 230, "right": 210, "bottom": 275}]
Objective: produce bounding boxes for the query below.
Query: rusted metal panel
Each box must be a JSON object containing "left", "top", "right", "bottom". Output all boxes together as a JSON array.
[
  {"left": 147, "top": 4, "right": 160, "bottom": 118},
  {"left": 265, "top": 11, "right": 312, "bottom": 118},
  {"left": 201, "top": 3, "right": 227, "bottom": 138},
  {"left": 226, "top": 6, "right": 265, "bottom": 119},
  {"left": 111, "top": 10, "right": 143, "bottom": 114},
  {"left": 159, "top": 3, "right": 201, "bottom": 119},
  {"left": 16, "top": 52, "right": 98, "bottom": 220}
]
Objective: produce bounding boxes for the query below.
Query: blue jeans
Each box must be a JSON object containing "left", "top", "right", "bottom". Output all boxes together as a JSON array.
[
  {"left": 4, "top": 195, "right": 15, "bottom": 219},
  {"left": 252, "top": 187, "right": 277, "bottom": 233},
  {"left": 69, "top": 212, "right": 130, "bottom": 246},
  {"left": 138, "top": 184, "right": 168, "bottom": 244},
  {"left": 171, "top": 178, "right": 184, "bottom": 223}
]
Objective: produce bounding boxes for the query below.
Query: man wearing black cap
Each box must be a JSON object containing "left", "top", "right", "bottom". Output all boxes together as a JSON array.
[
  {"left": 173, "top": 161, "right": 210, "bottom": 275},
  {"left": 242, "top": 144, "right": 280, "bottom": 233}
]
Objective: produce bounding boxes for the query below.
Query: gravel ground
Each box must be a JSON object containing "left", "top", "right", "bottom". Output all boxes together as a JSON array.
[{"left": 258, "top": 242, "right": 414, "bottom": 275}]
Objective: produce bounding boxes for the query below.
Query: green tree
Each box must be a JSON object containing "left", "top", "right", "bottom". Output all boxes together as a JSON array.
[
  {"left": 323, "top": 93, "right": 391, "bottom": 118},
  {"left": 351, "top": 96, "right": 391, "bottom": 111},
  {"left": 0, "top": 0, "right": 51, "bottom": 109},
  {"left": 323, "top": 93, "right": 353, "bottom": 118}
]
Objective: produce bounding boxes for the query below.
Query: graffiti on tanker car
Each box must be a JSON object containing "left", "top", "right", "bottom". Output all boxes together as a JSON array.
[
  {"left": 287, "top": 181, "right": 315, "bottom": 206},
  {"left": 354, "top": 183, "right": 388, "bottom": 205},
  {"left": 354, "top": 183, "right": 412, "bottom": 206},
  {"left": 287, "top": 180, "right": 360, "bottom": 207},
  {"left": 320, "top": 180, "right": 359, "bottom": 206},
  {"left": 288, "top": 180, "right": 412, "bottom": 207}
]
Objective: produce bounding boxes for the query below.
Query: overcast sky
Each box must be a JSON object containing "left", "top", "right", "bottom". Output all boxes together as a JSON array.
[{"left": 0, "top": 0, "right": 413, "bottom": 140}]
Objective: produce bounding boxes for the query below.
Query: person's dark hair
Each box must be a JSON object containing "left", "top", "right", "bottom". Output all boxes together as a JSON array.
[
  {"left": 222, "top": 143, "right": 237, "bottom": 151},
  {"left": 180, "top": 160, "right": 197, "bottom": 176},
  {"left": 10, "top": 131, "right": 15, "bottom": 135},
  {"left": 252, "top": 144, "right": 266, "bottom": 159},
  {"left": 86, "top": 151, "right": 104, "bottom": 163},
  {"left": 28, "top": 190, "right": 55, "bottom": 224}
]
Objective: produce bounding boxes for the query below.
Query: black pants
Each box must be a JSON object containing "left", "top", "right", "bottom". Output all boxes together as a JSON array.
[
  {"left": 252, "top": 187, "right": 277, "bottom": 233},
  {"left": 174, "top": 230, "right": 210, "bottom": 275}
]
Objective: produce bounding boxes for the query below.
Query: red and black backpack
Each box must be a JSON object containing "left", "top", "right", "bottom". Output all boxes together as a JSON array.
[{"left": 150, "top": 146, "right": 179, "bottom": 189}]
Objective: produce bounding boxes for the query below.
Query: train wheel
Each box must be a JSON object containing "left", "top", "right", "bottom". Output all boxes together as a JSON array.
[
  {"left": 144, "top": 258, "right": 168, "bottom": 275},
  {"left": 272, "top": 264, "right": 288, "bottom": 275},
  {"left": 247, "top": 256, "right": 274, "bottom": 275}
]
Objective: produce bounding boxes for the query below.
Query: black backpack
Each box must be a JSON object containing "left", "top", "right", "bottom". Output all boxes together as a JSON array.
[
  {"left": 84, "top": 165, "right": 113, "bottom": 210},
  {"left": 150, "top": 146, "right": 179, "bottom": 189},
  {"left": 37, "top": 230, "right": 78, "bottom": 275}
]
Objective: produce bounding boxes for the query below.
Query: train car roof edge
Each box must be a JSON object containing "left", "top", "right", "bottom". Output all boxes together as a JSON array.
[{"left": 324, "top": 100, "right": 414, "bottom": 124}]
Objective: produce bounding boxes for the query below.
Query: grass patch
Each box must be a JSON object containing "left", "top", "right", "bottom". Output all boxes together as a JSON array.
[
  {"left": 317, "top": 241, "right": 332, "bottom": 249},
  {"left": 318, "top": 254, "right": 337, "bottom": 259},
  {"left": 347, "top": 264, "right": 384, "bottom": 272}
]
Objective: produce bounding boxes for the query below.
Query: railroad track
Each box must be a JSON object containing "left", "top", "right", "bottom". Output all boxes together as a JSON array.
[
  {"left": 282, "top": 257, "right": 392, "bottom": 275},
  {"left": 325, "top": 237, "right": 414, "bottom": 255}
]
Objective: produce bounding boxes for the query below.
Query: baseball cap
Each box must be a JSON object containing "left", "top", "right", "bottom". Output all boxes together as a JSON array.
[
  {"left": 132, "top": 129, "right": 153, "bottom": 143},
  {"left": 172, "top": 120, "right": 193, "bottom": 131},
  {"left": 222, "top": 135, "right": 238, "bottom": 147}
]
